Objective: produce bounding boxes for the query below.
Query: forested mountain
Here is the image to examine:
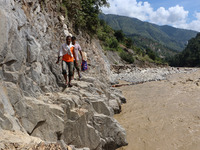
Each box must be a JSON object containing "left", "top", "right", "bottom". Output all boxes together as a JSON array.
[
  {"left": 99, "top": 14, "right": 198, "bottom": 52},
  {"left": 126, "top": 33, "right": 177, "bottom": 58},
  {"left": 169, "top": 33, "right": 200, "bottom": 67}
]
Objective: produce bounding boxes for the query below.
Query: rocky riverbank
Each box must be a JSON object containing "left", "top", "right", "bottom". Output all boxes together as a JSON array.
[{"left": 111, "top": 66, "right": 197, "bottom": 84}]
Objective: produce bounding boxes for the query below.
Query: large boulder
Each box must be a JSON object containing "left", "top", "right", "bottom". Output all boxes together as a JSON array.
[
  {"left": 0, "top": 82, "right": 25, "bottom": 132},
  {"left": 91, "top": 114, "right": 128, "bottom": 150}
]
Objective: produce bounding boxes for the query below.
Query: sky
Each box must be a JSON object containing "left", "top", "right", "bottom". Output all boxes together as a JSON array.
[{"left": 102, "top": 0, "right": 200, "bottom": 32}]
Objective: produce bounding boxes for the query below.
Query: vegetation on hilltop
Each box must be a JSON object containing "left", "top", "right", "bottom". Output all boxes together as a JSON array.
[
  {"left": 97, "top": 20, "right": 165, "bottom": 64},
  {"left": 99, "top": 14, "right": 197, "bottom": 53},
  {"left": 127, "top": 34, "right": 178, "bottom": 58},
  {"left": 168, "top": 33, "right": 200, "bottom": 67}
]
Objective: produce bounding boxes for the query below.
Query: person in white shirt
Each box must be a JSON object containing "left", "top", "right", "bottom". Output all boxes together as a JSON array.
[
  {"left": 72, "top": 36, "right": 83, "bottom": 79},
  {"left": 56, "top": 36, "right": 77, "bottom": 87}
]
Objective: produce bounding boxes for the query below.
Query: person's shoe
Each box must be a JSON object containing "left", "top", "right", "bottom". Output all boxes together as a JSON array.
[
  {"left": 78, "top": 75, "right": 82, "bottom": 80},
  {"left": 68, "top": 84, "right": 73, "bottom": 87}
]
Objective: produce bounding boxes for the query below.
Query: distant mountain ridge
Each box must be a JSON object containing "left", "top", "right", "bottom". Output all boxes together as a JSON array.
[{"left": 99, "top": 14, "right": 198, "bottom": 52}]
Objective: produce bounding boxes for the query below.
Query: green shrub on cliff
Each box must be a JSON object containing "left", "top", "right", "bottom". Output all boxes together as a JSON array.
[
  {"left": 109, "top": 38, "right": 119, "bottom": 48},
  {"left": 146, "top": 48, "right": 156, "bottom": 60},
  {"left": 120, "top": 51, "right": 134, "bottom": 63},
  {"left": 97, "top": 19, "right": 119, "bottom": 50},
  {"left": 61, "top": 0, "right": 109, "bottom": 33},
  {"left": 125, "top": 38, "right": 133, "bottom": 48},
  {"left": 114, "top": 30, "right": 125, "bottom": 42}
]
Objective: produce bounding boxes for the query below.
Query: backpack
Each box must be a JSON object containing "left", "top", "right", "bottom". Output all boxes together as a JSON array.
[
  {"left": 81, "top": 52, "right": 88, "bottom": 71},
  {"left": 82, "top": 51, "right": 87, "bottom": 61}
]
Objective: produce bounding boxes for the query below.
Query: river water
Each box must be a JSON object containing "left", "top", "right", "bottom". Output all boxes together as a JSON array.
[{"left": 115, "top": 69, "right": 200, "bottom": 150}]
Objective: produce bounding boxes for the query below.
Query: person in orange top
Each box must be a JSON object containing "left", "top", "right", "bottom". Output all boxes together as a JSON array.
[{"left": 56, "top": 36, "right": 78, "bottom": 87}]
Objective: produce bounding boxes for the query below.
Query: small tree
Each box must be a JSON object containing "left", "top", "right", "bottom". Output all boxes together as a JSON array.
[
  {"left": 114, "top": 30, "right": 125, "bottom": 42},
  {"left": 120, "top": 51, "right": 134, "bottom": 63},
  {"left": 109, "top": 38, "right": 118, "bottom": 49},
  {"left": 126, "top": 38, "right": 133, "bottom": 48},
  {"left": 146, "top": 48, "right": 156, "bottom": 60}
]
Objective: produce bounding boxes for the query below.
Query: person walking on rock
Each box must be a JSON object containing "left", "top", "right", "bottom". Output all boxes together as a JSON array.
[
  {"left": 72, "top": 36, "right": 83, "bottom": 79},
  {"left": 56, "top": 36, "right": 77, "bottom": 87}
]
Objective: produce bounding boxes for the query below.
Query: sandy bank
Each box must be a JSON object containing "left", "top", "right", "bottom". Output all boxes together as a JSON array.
[{"left": 116, "top": 69, "right": 200, "bottom": 150}]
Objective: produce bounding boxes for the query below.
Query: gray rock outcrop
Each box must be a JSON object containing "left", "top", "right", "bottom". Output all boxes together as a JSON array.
[{"left": 0, "top": 0, "right": 127, "bottom": 150}]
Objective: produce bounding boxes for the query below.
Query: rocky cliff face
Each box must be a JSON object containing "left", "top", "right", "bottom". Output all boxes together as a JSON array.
[{"left": 0, "top": 0, "right": 127, "bottom": 149}]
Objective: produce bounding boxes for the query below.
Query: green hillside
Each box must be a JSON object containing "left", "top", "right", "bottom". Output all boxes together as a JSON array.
[
  {"left": 127, "top": 33, "right": 177, "bottom": 58},
  {"left": 169, "top": 33, "right": 200, "bottom": 67},
  {"left": 99, "top": 14, "right": 198, "bottom": 52}
]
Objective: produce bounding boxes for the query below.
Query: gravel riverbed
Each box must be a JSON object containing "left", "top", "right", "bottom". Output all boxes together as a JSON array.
[{"left": 111, "top": 67, "right": 198, "bottom": 83}]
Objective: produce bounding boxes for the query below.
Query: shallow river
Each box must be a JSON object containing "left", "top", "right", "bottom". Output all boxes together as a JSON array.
[{"left": 116, "top": 69, "right": 200, "bottom": 150}]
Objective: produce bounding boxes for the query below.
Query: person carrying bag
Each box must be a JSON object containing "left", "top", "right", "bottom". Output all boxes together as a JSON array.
[{"left": 81, "top": 51, "right": 88, "bottom": 71}]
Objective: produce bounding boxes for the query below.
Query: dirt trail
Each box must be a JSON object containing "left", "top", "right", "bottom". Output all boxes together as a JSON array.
[{"left": 116, "top": 69, "right": 200, "bottom": 150}]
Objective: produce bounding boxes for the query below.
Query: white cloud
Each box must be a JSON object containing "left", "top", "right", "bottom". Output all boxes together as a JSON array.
[
  {"left": 149, "top": 5, "right": 188, "bottom": 26},
  {"left": 186, "top": 12, "right": 200, "bottom": 31},
  {"left": 196, "top": 12, "right": 200, "bottom": 20},
  {"left": 102, "top": 0, "right": 200, "bottom": 32},
  {"left": 102, "top": 0, "right": 153, "bottom": 21}
]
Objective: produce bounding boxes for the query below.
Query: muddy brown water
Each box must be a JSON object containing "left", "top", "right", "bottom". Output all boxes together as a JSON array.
[{"left": 116, "top": 70, "right": 200, "bottom": 150}]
